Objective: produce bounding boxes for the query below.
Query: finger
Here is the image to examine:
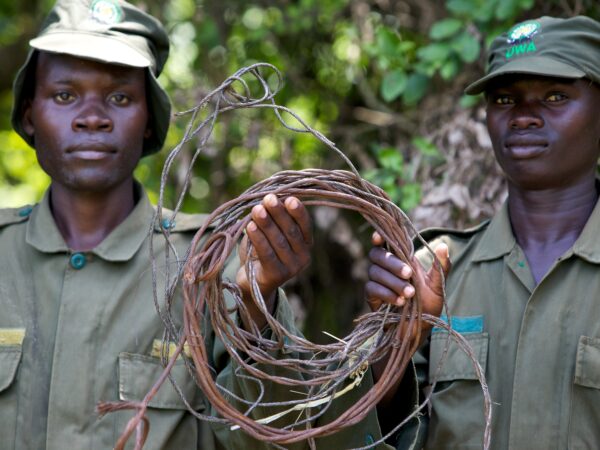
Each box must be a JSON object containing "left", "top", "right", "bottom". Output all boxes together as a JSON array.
[
  {"left": 240, "top": 225, "right": 259, "bottom": 260},
  {"left": 368, "top": 263, "right": 415, "bottom": 300},
  {"left": 365, "top": 280, "right": 407, "bottom": 308},
  {"left": 435, "top": 243, "right": 451, "bottom": 278},
  {"left": 368, "top": 247, "right": 413, "bottom": 279},
  {"left": 284, "top": 197, "right": 312, "bottom": 246},
  {"left": 257, "top": 194, "right": 307, "bottom": 262},
  {"left": 371, "top": 231, "right": 384, "bottom": 246},
  {"left": 246, "top": 218, "right": 282, "bottom": 269},
  {"left": 427, "top": 243, "right": 451, "bottom": 296},
  {"left": 238, "top": 234, "right": 249, "bottom": 264}
]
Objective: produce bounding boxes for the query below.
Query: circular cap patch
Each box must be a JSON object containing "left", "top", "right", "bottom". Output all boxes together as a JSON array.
[
  {"left": 90, "top": 0, "right": 123, "bottom": 25},
  {"left": 507, "top": 21, "right": 540, "bottom": 44}
]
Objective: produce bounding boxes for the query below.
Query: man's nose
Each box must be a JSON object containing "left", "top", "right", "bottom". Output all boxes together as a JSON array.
[
  {"left": 72, "top": 102, "right": 113, "bottom": 132},
  {"left": 509, "top": 103, "right": 544, "bottom": 130}
]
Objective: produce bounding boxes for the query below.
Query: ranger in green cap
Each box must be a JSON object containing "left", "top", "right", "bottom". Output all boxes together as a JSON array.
[
  {"left": 364, "top": 15, "right": 600, "bottom": 449},
  {"left": 0, "top": 0, "right": 391, "bottom": 449}
]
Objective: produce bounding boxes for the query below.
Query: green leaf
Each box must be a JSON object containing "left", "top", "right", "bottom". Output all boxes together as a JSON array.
[
  {"left": 440, "top": 58, "right": 460, "bottom": 80},
  {"left": 451, "top": 31, "right": 480, "bottom": 63},
  {"left": 413, "top": 60, "right": 436, "bottom": 77},
  {"left": 362, "top": 169, "right": 378, "bottom": 182},
  {"left": 459, "top": 94, "right": 482, "bottom": 108},
  {"left": 381, "top": 174, "right": 397, "bottom": 188},
  {"left": 402, "top": 73, "right": 429, "bottom": 105},
  {"left": 411, "top": 137, "right": 439, "bottom": 157},
  {"left": 398, "top": 41, "right": 416, "bottom": 54},
  {"left": 446, "top": 0, "right": 476, "bottom": 15},
  {"left": 476, "top": 2, "right": 497, "bottom": 21},
  {"left": 387, "top": 186, "right": 402, "bottom": 204},
  {"left": 429, "top": 18, "right": 463, "bottom": 40},
  {"left": 399, "top": 184, "right": 422, "bottom": 211},
  {"left": 417, "top": 43, "right": 451, "bottom": 62},
  {"left": 381, "top": 69, "right": 408, "bottom": 102},
  {"left": 377, "top": 147, "right": 404, "bottom": 171},
  {"left": 375, "top": 26, "right": 402, "bottom": 58},
  {"left": 495, "top": 0, "right": 518, "bottom": 20}
]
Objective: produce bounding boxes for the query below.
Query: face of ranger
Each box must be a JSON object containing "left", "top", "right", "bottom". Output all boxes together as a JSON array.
[
  {"left": 22, "top": 51, "right": 151, "bottom": 194},
  {"left": 485, "top": 75, "right": 600, "bottom": 191}
]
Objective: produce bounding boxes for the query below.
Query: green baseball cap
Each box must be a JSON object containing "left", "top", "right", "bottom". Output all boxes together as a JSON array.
[
  {"left": 465, "top": 16, "right": 600, "bottom": 95},
  {"left": 11, "top": 0, "right": 171, "bottom": 155}
]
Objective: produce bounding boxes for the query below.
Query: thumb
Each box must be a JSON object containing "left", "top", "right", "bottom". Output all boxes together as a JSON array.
[
  {"left": 428, "top": 243, "right": 451, "bottom": 296},
  {"left": 371, "top": 231, "right": 384, "bottom": 246}
]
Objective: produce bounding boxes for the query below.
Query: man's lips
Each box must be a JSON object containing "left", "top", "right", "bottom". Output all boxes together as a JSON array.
[
  {"left": 67, "top": 143, "right": 116, "bottom": 160},
  {"left": 504, "top": 137, "right": 548, "bottom": 159}
]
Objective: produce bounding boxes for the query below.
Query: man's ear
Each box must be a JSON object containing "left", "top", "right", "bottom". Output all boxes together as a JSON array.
[
  {"left": 22, "top": 99, "right": 35, "bottom": 137},
  {"left": 144, "top": 126, "right": 152, "bottom": 139}
]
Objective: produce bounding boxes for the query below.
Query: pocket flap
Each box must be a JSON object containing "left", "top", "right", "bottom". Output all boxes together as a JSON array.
[
  {"left": 0, "top": 347, "right": 22, "bottom": 392},
  {"left": 574, "top": 336, "right": 600, "bottom": 389},
  {"left": 119, "top": 353, "right": 204, "bottom": 410},
  {"left": 429, "top": 332, "right": 488, "bottom": 383}
]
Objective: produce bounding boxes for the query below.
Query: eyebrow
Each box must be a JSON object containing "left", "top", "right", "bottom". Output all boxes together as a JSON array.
[{"left": 52, "top": 77, "right": 137, "bottom": 85}]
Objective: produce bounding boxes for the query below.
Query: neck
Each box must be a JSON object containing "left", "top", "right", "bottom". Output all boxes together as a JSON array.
[
  {"left": 508, "top": 178, "right": 598, "bottom": 242},
  {"left": 507, "top": 177, "right": 598, "bottom": 283},
  {"left": 49, "top": 180, "right": 137, "bottom": 251}
]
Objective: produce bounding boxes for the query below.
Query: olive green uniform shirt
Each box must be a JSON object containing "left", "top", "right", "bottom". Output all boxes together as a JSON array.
[
  {"left": 401, "top": 201, "right": 600, "bottom": 449},
  {"left": 0, "top": 187, "right": 389, "bottom": 450}
]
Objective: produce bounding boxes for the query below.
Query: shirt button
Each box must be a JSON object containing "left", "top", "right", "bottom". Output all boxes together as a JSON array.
[
  {"left": 161, "top": 218, "right": 175, "bottom": 229},
  {"left": 70, "top": 253, "right": 87, "bottom": 270},
  {"left": 18, "top": 206, "right": 33, "bottom": 217},
  {"left": 365, "top": 433, "right": 375, "bottom": 446}
]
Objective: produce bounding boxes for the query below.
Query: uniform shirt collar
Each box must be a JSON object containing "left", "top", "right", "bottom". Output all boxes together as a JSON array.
[
  {"left": 572, "top": 196, "right": 600, "bottom": 263},
  {"left": 26, "top": 184, "right": 155, "bottom": 262},
  {"left": 472, "top": 196, "right": 600, "bottom": 264},
  {"left": 471, "top": 202, "right": 516, "bottom": 262}
]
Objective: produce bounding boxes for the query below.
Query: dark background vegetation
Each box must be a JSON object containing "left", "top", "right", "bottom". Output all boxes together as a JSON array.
[{"left": 1, "top": 0, "right": 598, "bottom": 341}]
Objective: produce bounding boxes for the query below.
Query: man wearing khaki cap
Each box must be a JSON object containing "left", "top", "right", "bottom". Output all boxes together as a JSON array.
[
  {"left": 365, "top": 16, "right": 600, "bottom": 449},
  {"left": 0, "top": 0, "right": 392, "bottom": 449}
]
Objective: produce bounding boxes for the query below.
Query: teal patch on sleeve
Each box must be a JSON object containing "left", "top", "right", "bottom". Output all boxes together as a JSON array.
[{"left": 432, "top": 315, "right": 484, "bottom": 334}]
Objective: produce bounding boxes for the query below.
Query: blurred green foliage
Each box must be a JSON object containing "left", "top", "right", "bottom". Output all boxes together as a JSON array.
[{"left": 1, "top": 0, "right": 598, "bottom": 211}]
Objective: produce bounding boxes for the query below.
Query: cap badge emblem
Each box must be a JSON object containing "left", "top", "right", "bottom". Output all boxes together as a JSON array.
[
  {"left": 505, "top": 21, "right": 540, "bottom": 59},
  {"left": 507, "top": 21, "right": 540, "bottom": 44},
  {"left": 90, "top": 0, "right": 123, "bottom": 25}
]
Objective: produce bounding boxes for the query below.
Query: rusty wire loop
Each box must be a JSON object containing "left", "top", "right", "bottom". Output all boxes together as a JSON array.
[{"left": 96, "top": 63, "right": 491, "bottom": 450}]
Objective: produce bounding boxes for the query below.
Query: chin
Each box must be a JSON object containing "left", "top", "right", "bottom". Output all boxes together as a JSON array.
[
  {"left": 59, "top": 172, "right": 131, "bottom": 194},
  {"left": 52, "top": 159, "right": 136, "bottom": 189},
  {"left": 506, "top": 173, "right": 565, "bottom": 192}
]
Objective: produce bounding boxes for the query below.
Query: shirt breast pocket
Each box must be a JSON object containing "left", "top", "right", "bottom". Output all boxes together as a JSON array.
[
  {"left": 568, "top": 336, "right": 600, "bottom": 449},
  {"left": 0, "top": 344, "right": 23, "bottom": 450},
  {"left": 426, "top": 331, "right": 489, "bottom": 448},
  {"left": 109, "top": 352, "right": 206, "bottom": 450}
]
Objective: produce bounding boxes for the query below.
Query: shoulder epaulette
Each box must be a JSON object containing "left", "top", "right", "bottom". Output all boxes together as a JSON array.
[
  {"left": 414, "top": 220, "right": 490, "bottom": 248},
  {"left": 153, "top": 208, "right": 211, "bottom": 233},
  {"left": 0, "top": 205, "right": 35, "bottom": 228}
]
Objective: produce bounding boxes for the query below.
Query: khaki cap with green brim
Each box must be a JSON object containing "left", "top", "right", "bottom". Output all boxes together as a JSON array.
[
  {"left": 465, "top": 16, "right": 600, "bottom": 95},
  {"left": 11, "top": 0, "right": 172, "bottom": 156}
]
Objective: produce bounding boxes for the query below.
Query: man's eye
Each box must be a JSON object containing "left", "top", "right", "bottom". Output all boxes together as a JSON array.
[
  {"left": 54, "top": 92, "right": 75, "bottom": 103},
  {"left": 546, "top": 93, "right": 567, "bottom": 102},
  {"left": 494, "top": 96, "right": 514, "bottom": 105},
  {"left": 110, "top": 94, "right": 130, "bottom": 105}
]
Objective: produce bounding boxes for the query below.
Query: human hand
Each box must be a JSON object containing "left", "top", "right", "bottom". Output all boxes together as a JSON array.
[
  {"left": 365, "top": 232, "right": 451, "bottom": 335},
  {"left": 366, "top": 232, "right": 450, "bottom": 401},
  {"left": 236, "top": 194, "right": 312, "bottom": 329}
]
